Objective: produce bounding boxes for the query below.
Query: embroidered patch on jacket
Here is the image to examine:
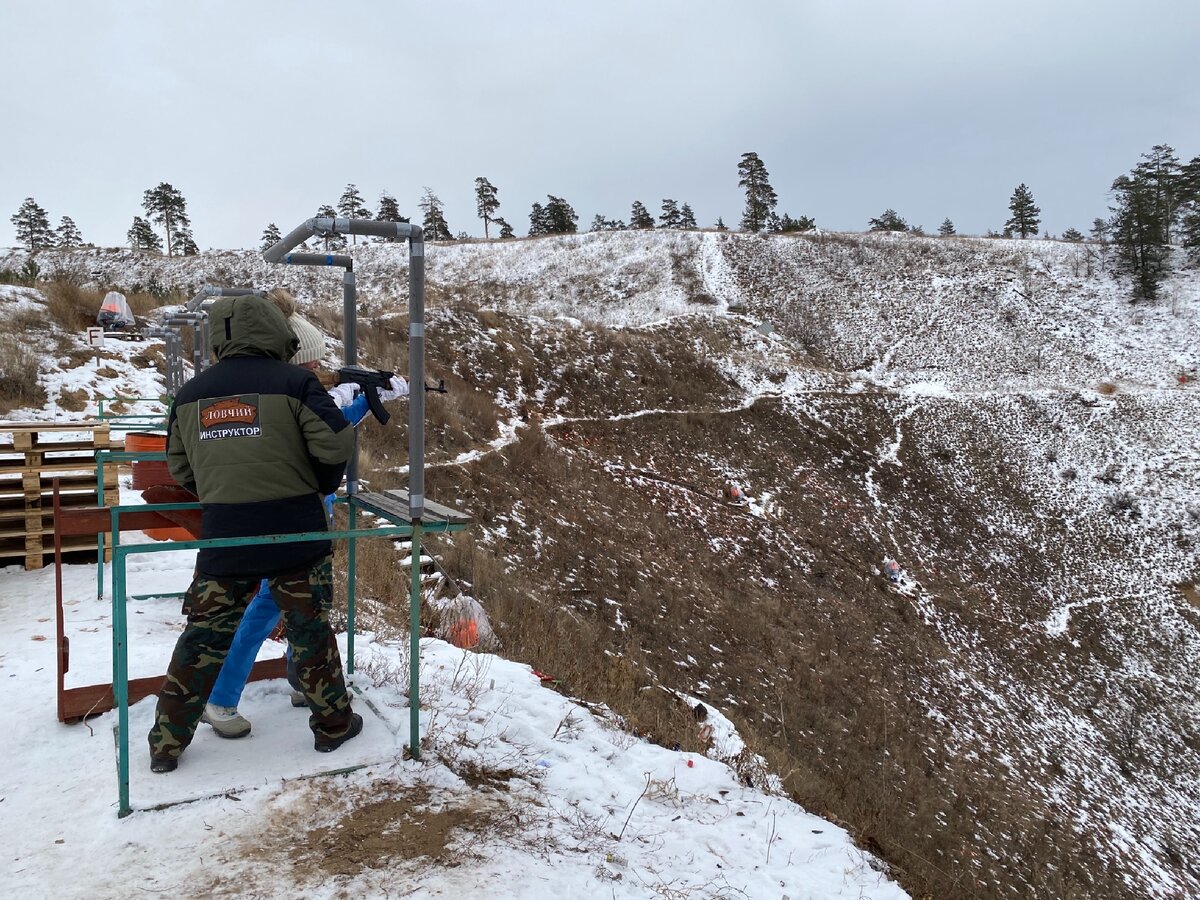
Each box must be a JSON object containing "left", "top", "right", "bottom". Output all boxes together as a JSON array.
[{"left": 198, "top": 394, "right": 262, "bottom": 441}]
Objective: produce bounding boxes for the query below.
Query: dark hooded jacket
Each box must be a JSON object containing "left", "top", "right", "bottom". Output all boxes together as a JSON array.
[{"left": 166, "top": 295, "right": 354, "bottom": 577}]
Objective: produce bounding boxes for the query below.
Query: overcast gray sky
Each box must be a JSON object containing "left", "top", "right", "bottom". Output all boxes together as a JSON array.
[{"left": 2, "top": 0, "right": 1198, "bottom": 249}]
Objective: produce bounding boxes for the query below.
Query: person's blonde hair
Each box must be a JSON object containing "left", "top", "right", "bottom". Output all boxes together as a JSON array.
[{"left": 266, "top": 287, "right": 296, "bottom": 317}]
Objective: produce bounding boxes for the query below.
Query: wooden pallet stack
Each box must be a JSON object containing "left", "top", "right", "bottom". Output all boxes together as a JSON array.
[{"left": 0, "top": 421, "right": 121, "bottom": 570}]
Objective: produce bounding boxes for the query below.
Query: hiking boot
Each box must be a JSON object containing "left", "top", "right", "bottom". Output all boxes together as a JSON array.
[
  {"left": 150, "top": 755, "right": 178, "bottom": 774},
  {"left": 290, "top": 689, "right": 308, "bottom": 708},
  {"left": 200, "top": 703, "right": 251, "bottom": 739},
  {"left": 314, "top": 713, "right": 363, "bottom": 753}
]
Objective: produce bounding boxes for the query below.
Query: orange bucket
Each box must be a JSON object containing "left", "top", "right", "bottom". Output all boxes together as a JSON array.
[{"left": 127, "top": 432, "right": 192, "bottom": 541}]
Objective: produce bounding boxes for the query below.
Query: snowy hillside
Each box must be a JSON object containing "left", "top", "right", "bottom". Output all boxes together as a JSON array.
[{"left": 3, "top": 229, "right": 1199, "bottom": 898}]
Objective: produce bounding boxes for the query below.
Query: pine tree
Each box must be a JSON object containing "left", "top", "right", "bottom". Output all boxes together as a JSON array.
[
  {"left": 1005, "top": 184, "right": 1041, "bottom": 239},
  {"left": 375, "top": 193, "right": 407, "bottom": 223},
  {"left": 679, "top": 203, "right": 697, "bottom": 229},
  {"left": 777, "top": 213, "right": 814, "bottom": 232},
  {"left": 590, "top": 214, "right": 624, "bottom": 232},
  {"left": 10, "top": 198, "right": 54, "bottom": 250},
  {"left": 660, "top": 199, "right": 682, "bottom": 229},
  {"left": 528, "top": 202, "right": 548, "bottom": 236},
  {"left": 55, "top": 215, "right": 83, "bottom": 248},
  {"left": 1133, "top": 144, "right": 1181, "bottom": 242},
  {"left": 261, "top": 223, "right": 282, "bottom": 250},
  {"left": 495, "top": 217, "right": 515, "bottom": 239},
  {"left": 474, "top": 177, "right": 500, "bottom": 239},
  {"left": 175, "top": 228, "right": 199, "bottom": 256},
  {"left": 1180, "top": 155, "right": 1200, "bottom": 261},
  {"left": 737, "top": 151, "right": 778, "bottom": 232},
  {"left": 374, "top": 193, "right": 408, "bottom": 242},
  {"left": 630, "top": 201, "right": 654, "bottom": 230},
  {"left": 1061, "top": 227, "right": 1085, "bottom": 242},
  {"left": 337, "top": 184, "right": 371, "bottom": 244},
  {"left": 418, "top": 188, "right": 453, "bottom": 241},
  {"left": 142, "top": 182, "right": 191, "bottom": 256},
  {"left": 938, "top": 218, "right": 956, "bottom": 236},
  {"left": 1090, "top": 217, "right": 1110, "bottom": 242},
  {"left": 127, "top": 216, "right": 162, "bottom": 252},
  {"left": 545, "top": 196, "right": 578, "bottom": 234},
  {"left": 714, "top": 217, "right": 727, "bottom": 231},
  {"left": 315, "top": 205, "right": 346, "bottom": 250},
  {"left": 869, "top": 209, "right": 907, "bottom": 232},
  {"left": 1109, "top": 172, "right": 1169, "bottom": 302}
]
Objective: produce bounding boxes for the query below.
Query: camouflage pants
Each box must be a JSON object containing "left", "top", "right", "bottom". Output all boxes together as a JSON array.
[{"left": 147, "top": 554, "right": 354, "bottom": 760}]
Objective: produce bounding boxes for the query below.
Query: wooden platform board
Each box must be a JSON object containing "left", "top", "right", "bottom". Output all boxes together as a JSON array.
[{"left": 354, "top": 489, "right": 472, "bottom": 526}]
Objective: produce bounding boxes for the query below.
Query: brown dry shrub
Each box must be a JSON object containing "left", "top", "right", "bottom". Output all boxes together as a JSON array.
[
  {"left": 0, "top": 342, "right": 46, "bottom": 413},
  {"left": 305, "top": 304, "right": 344, "bottom": 344},
  {"left": 126, "top": 291, "right": 170, "bottom": 317},
  {"left": 132, "top": 345, "right": 166, "bottom": 370},
  {"left": 58, "top": 388, "right": 89, "bottom": 412},
  {"left": 0, "top": 307, "right": 49, "bottom": 412},
  {"left": 1096, "top": 382, "right": 1118, "bottom": 396},
  {"left": 437, "top": 532, "right": 708, "bottom": 754},
  {"left": 42, "top": 280, "right": 102, "bottom": 332}
]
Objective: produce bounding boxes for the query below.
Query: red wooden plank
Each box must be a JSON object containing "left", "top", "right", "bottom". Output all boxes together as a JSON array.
[
  {"left": 54, "top": 506, "right": 184, "bottom": 537},
  {"left": 57, "top": 657, "right": 290, "bottom": 722}
]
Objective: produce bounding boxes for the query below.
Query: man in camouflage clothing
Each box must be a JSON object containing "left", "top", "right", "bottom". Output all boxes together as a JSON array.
[{"left": 148, "top": 294, "right": 361, "bottom": 772}]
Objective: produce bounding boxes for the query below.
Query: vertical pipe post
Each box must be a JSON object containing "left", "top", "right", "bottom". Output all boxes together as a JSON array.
[
  {"left": 408, "top": 236, "right": 425, "bottom": 522},
  {"left": 95, "top": 455, "right": 105, "bottom": 601},
  {"left": 346, "top": 500, "right": 356, "bottom": 674},
  {"left": 343, "top": 268, "right": 357, "bottom": 367},
  {"left": 342, "top": 267, "right": 358, "bottom": 674},
  {"left": 407, "top": 230, "right": 425, "bottom": 760},
  {"left": 191, "top": 321, "right": 203, "bottom": 378},
  {"left": 112, "top": 533, "right": 131, "bottom": 817},
  {"left": 198, "top": 315, "right": 210, "bottom": 375},
  {"left": 409, "top": 521, "right": 422, "bottom": 760}
]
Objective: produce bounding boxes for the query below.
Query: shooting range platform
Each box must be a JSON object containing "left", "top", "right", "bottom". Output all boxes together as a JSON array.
[{"left": 120, "top": 677, "right": 404, "bottom": 812}]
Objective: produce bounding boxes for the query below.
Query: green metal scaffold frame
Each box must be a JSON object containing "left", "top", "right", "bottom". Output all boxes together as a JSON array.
[{"left": 101, "top": 498, "right": 467, "bottom": 817}]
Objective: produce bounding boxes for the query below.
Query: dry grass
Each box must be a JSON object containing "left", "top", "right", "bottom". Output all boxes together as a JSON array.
[
  {"left": 0, "top": 341, "right": 45, "bottom": 413},
  {"left": 1096, "top": 381, "right": 1119, "bottom": 396},
  {"left": 42, "top": 280, "right": 102, "bottom": 332},
  {"left": 57, "top": 388, "right": 89, "bottom": 412},
  {"left": 0, "top": 303, "right": 52, "bottom": 413}
]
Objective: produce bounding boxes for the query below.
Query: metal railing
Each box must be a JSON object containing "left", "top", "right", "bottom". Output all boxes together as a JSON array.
[{"left": 106, "top": 498, "right": 466, "bottom": 817}]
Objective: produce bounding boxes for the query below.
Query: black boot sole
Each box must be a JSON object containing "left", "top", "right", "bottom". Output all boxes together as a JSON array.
[{"left": 314, "top": 713, "right": 363, "bottom": 753}]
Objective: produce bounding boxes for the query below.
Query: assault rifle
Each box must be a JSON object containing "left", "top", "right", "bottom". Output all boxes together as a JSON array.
[
  {"left": 337, "top": 366, "right": 396, "bottom": 424},
  {"left": 336, "top": 366, "right": 447, "bottom": 425}
]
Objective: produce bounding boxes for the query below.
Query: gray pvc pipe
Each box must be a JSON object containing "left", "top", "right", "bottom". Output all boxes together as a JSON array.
[
  {"left": 343, "top": 268, "right": 359, "bottom": 496},
  {"left": 186, "top": 284, "right": 263, "bottom": 312},
  {"left": 263, "top": 219, "right": 318, "bottom": 263},
  {"left": 408, "top": 230, "right": 425, "bottom": 521},
  {"left": 263, "top": 218, "right": 412, "bottom": 263},
  {"left": 262, "top": 216, "right": 425, "bottom": 519},
  {"left": 164, "top": 314, "right": 209, "bottom": 376}
]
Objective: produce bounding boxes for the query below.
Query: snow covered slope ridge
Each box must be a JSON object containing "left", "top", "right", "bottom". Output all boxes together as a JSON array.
[{"left": 3, "top": 229, "right": 1199, "bottom": 899}]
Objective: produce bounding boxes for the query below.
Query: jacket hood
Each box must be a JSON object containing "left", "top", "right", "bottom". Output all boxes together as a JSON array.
[{"left": 208, "top": 295, "right": 300, "bottom": 362}]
